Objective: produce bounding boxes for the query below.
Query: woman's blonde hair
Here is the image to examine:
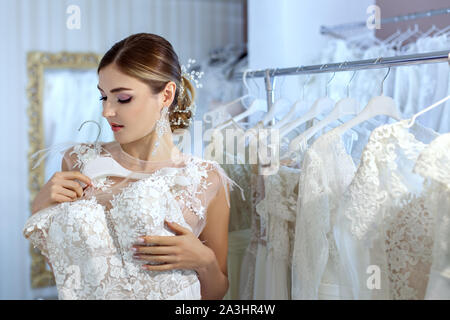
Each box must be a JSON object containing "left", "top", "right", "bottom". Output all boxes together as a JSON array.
[{"left": 97, "top": 33, "right": 195, "bottom": 131}]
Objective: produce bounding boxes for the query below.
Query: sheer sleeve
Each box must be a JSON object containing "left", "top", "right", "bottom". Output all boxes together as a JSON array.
[{"left": 179, "top": 159, "right": 244, "bottom": 238}]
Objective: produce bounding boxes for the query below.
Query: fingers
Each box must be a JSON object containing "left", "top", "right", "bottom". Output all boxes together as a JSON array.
[
  {"left": 164, "top": 220, "right": 188, "bottom": 235},
  {"left": 60, "top": 180, "right": 84, "bottom": 198},
  {"left": 72, "top": 171, "right": 93, "bottom": 186},
  {"left": 143, "top": 263, "right": 180, "bottom": 271},
  {"left": 50, "top": 184, "right": 76, "bottom": 200},
  {"left": 53, "top": 172, "right": 92, "bottom": 198},
  {"left": 52, "top": 193, "right": 75, "bottom": 203},
  {"left": 138, "top": 235, "right": 178, "bottom": 246},
  {"left": 133, "top": 245, "right": 179, "bottom": 255},
  {"left": 135, "top": 254, "right": 180, "bottom": 263},
  {"left": 56, "top": 171, "right": 92, "bottom": 186}
]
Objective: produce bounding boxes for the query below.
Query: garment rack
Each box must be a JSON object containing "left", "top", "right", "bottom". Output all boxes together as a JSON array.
[
  {"left": 232, "top": 50, "right": 450, "bottom": 125},
  {"left": 320, "top": 7, "right": 450, "bottom": 38}
]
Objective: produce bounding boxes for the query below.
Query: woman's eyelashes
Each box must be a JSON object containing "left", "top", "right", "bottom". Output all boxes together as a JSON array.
[{"left": 99, "top": 96, "right": 132, "bottom": 104}]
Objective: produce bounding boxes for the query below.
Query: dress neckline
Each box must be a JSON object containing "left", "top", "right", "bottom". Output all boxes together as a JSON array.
[{"left": 102, "top": 140, "right": 192, "bottom": 174}]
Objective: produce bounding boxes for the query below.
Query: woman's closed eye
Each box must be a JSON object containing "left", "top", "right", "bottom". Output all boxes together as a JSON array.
[{"left": 99, "top": 96, "right": 132, "bottom": 104}]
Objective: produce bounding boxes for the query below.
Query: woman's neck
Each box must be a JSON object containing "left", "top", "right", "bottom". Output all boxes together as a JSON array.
[{"left": 120, "top": 131, "right": 181, "bottom": 163}]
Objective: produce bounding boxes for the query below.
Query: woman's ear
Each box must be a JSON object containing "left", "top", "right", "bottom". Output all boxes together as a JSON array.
[{"left": 162, "top": 81, "right": 177, "bottom": 107}]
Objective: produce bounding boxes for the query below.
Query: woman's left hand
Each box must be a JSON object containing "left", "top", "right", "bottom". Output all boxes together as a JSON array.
[{"left": 132, "top": 219, "right": 215, "bottom": 273}]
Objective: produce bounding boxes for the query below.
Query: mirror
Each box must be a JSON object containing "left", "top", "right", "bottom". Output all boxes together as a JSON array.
[{"left": 26, "top": 51, "right": 110, "bottom": 288}]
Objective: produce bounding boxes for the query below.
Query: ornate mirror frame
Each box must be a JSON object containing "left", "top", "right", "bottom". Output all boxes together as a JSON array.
[{"left": 26, "top": 51, "right": 102, "bottom": 288}]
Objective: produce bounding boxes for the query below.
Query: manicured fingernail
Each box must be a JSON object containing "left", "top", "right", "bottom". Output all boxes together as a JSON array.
[
  {"left": 131, "top": 247, "right": 137, "bottom": 252},
  {"left": 137, "top": 238, "right": 144, "bottom": 243}
]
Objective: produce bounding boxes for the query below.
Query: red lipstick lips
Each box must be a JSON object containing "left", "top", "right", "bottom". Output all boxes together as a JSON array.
[{"left": 110, "top": 123, "right": 124, "bottom": 132}]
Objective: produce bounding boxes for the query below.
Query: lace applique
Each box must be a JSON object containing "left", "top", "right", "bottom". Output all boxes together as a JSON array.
[
  {"left": 384, "top": 193, "right": 434, "bottom": 300},
  {"left": 344, "top": 121, "right": 427, "bottom": 241},
  {"left": 69, "top": 142, "right": 112, "bottom": 170},
  {"left": 69, "top": 142, "right": 115, "bottom": 194}
]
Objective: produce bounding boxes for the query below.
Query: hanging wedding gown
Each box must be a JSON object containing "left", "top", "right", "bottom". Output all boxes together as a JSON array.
[
  {"left": 23, "top": 140, "right": 239, "bottom": 300},
  {"left": 291, "top": 127, "right": 362, "bottom": 300},
  {"left": 254, "top": 164, "right": 300, "bottom": 299},
  {"left": 334, "top": 120, "right": 439, "bottom": 300},
  {"left": 413, "top": 133, "right": 450, "bottom": 299}
]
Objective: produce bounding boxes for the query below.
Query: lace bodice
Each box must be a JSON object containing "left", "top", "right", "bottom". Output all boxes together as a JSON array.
[
  {"left": 23, "top": 141, "right": 237, "bottom": 300},
  {"left": 334, "top": 121, "right": 439, "bottom": 300}
]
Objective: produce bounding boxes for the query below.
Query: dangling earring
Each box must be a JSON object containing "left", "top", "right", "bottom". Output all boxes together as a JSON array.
[{"left": 152, "top": 106, "right": 170, "bottom": 156}]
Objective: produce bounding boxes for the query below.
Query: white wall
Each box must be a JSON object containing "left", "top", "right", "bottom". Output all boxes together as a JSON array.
[
  {"left": 247, "top": 0, "right": 374, "bottom": 103},
  {"left": 0, "top": 0, "right": 244, "bottom": 300}
]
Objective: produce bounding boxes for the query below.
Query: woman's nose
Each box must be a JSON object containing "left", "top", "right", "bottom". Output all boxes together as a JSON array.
[{"left": 102, "top": 102, "right": 116, "bottom": 117}]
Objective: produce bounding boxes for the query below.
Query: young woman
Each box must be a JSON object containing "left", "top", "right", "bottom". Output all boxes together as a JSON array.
[{"left": 25, "top": 33, "right": 237, "bottom": 300}]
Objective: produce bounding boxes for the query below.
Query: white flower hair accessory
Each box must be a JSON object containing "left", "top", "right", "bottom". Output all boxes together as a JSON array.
[{"left": 172, "top": 58, "right": 204, "bottom": 127}]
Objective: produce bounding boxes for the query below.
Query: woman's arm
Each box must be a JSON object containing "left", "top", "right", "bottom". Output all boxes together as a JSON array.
[{"left": 197, "top": 180, "right": 230, "bottom": 300}]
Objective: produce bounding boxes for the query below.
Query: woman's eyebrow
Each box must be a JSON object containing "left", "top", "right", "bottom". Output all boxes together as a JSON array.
[{"left": 97, "top": 84, "right": 133, "bottom": 93}]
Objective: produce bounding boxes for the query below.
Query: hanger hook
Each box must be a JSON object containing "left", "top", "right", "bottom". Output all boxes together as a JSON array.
[
  {"left": 78, "top": 120, "right": 101, "bottom": 145},
  {"left": 250, "top": 73, "right": 261, "bottom": 98},
  {"left": 303, "top": 74, "right": 311, "bottom": 100},
  {"left": 325, "top": 66, "right": 336, "bottom": 97},
  {"left": 296, "top": 65, "right": 305, "bottom": 97},
  {"left": 345, "top": 61, "right": 357, "bottom": 98},
  {"left": 381, "top": 66, "right": 391, "bottom": 95},
  {"left": 271, "top": 68, "right": 278, "bottom": 77},
  {"left": 242, "top": 69, "right": 251, "bottom": 95}
]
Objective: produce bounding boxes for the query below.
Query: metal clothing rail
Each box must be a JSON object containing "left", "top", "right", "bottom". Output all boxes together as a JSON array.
[
  {"left": 232, "top": 50, "right": 450, "bottom": 125},
  {"left": 320, "top": 7, "right": 450, "bottom": 36}
]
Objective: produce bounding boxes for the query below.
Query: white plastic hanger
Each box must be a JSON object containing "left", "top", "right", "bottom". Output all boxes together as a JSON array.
[
  {"left": 261, "top": 97, "right": 291, "bottom": 127},
  {"left": 214, "top": 99, "right": 266, "bottom": 131},
  {"left": 405, "top": 94, "right": 450, "bottom": 128},
  {"left": 288, "top": 71, "right": 362, "bottom": 152},
  {"left": 214, "top": 70, "right": 267, "bottom": 131},
  {"left": 279, "top": 65, "right": 337, "bottom": 139},
  {"left": 327, "top": 67, "right": 402, "bottom": 139},
  {"left": 203, "top": 69, "right": 256, "bottom": 125},
  {"left": 390, "top": 26, "right": 420, "bottom": 50},
  {"left": 415, "top": 25, "right": 438, "bottom": 40},
  {"left": 202, "top": 94, "right": 251, "bottom": 125},
  {"left": 404, "top": 54, "right": 450, "bottom": 128},
  {"left": 256, "top": 68, "right": 291, "bottom": 127},
  {"left": 272, "top": 73, "right": 312, "bottom": 129},
  {"left": 434, "top": 24, "right": 450, "bottom": 37},
  {"left": 75, "top": 120, "right": 155, "bottom": 188},
  {"left": 379, "top": 29, "right": 402, "bottom": 47},
  {"left": 273, "top": 99, "right": 309, "bottom": 130}
]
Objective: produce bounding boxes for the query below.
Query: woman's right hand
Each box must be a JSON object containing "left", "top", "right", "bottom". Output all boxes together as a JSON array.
[{"left": 31, "top": 171, "right": 92, "bottom": 214}]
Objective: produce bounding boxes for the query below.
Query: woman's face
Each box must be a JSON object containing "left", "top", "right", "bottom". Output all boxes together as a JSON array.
[{"left": 97, "top": 63, "right": 173, "bottom": 143}]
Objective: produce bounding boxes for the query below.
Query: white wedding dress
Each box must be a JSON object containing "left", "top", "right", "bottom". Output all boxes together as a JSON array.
[
  {"left": 291, "top": 128, "right": 360, "bottom": 300},
  {"left": 334, "top": 121, "right": 439, "bottom": 300},
  {"left": 23, "top": 141, "right": 239, "bottom": 300},
  {"left": 255, "top": 165, "right": 300, "bottom": 299},
  {"left": 413, "top": 133, "right": 450, "bottom": 299}
]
